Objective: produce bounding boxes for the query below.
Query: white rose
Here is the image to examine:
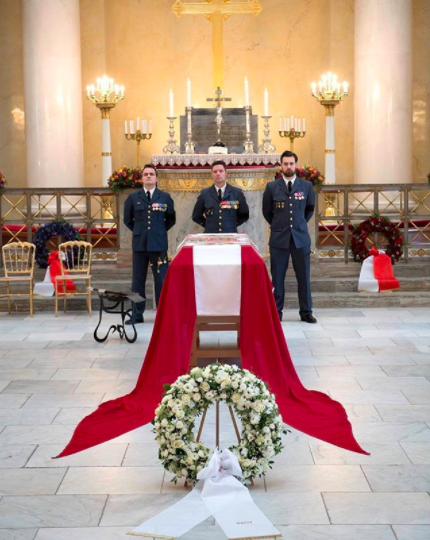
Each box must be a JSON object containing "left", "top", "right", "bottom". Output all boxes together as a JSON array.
[
  {"left": 232, "top": 393, "right": 240, "bottom": 403},
  {"left": 193, "top": 393, "right": 201, "bottom": 402},
  {"left": 173, "top": 440, "right": 184, "bottom": 448},
  {"left": 176, "top": 410, "right": 185, "bottom": 419},
  {"left": 161, "top": 419, "right": 168, "bottom": 427},
  {"left": 198, "top": 450, "right": 205, "bottom": 458},
  {"left": 176, "top": 421, "right": 184, "bottom": 429},
  {"left": 200, "top": 382, "right": 210, "bottom": 392},
  {"left": 181, "top": 395, "right": 190, "bottom": 405}
]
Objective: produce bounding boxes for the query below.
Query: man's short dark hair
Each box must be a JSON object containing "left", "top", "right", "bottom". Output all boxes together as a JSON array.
[
  {"left": 211, "top": 160, "right": 227, "bottom": 171},
  {"left": 142, "top": 163, "right": 158, "bottom": 176},
  {"left": 280, "top": 150, "right": 298, "bottom": 163}
]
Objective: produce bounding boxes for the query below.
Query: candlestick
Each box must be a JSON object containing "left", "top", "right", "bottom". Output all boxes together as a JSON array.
[
  {"left": 125, "top": 117, "right": 153, "bottom": 167},
  {"left": 278, "top": 115, "right": 306, "bottom": 152},
  {"left": 258, "top": 115, "right": 276, "bottom": 154},
  {"left": 163, "top": 116, "right": 180, "bottom": 154},
  {"left": 185, "top": 106, "right": 195, "bottom": 154},
  {"left": 243, "top": 105, "right": 254, "bottom": 154}
]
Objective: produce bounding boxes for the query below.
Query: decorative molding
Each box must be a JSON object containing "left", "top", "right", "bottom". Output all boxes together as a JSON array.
[
  {"left": 151, "top": 153, "right": 280, "bottom": 167},
  {"left": 157, "top": 169, "right": 275, "bottom": 192},
  {"left": 409, "top": 248, "right": 430, "bottom": 258},
  {"left": 92, "top": 252, "right": 117, "bottom": 261}
]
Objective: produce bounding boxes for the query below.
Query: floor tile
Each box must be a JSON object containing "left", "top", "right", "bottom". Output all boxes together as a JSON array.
[
  {"left": 26, "top": 444, "right": 128, "bottom": 468},
  {"left": 393, "top": 525, "right": 430, "bottom": 540},
  {"left": 363, "top": 465, "right": 430, "bottom": 491},
  {"left": 0, "top": 445, "right": 36, "bottom": 468},
  {"left": 0, "top": 468, "right": 66, "bottom": 495}
]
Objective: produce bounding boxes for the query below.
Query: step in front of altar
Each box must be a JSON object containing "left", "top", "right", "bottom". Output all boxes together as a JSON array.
[{"left": 2, "top": 260, "right": 430, "bottom": 313}]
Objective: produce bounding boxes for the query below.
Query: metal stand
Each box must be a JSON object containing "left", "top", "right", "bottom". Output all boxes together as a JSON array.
[{"left": 93, "top": 290, "right": 138, "bottom": 343}]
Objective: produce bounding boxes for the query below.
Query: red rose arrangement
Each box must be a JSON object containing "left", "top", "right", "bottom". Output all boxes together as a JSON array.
[
  {"left": 107, "top": 166, "right": 143, "bottom": 193},
  {"left": 275, "top": 165, "right": 324, "bottom": 187}
]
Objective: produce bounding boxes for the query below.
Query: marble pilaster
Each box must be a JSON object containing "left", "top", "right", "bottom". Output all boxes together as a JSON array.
[
  {"left": 23, "top": 0, "right": 84, "bottom": 188},
  {"left": 354, "top": 0, "right": 413, "bottom": 184}
]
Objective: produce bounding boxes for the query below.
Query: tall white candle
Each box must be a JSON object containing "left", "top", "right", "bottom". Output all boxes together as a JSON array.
[
  {"left": 142, "top": 119, "right": 147, "bottom": 134},
  {"left": 187, "top": 78, "right": 191, "bottom": 107},
  {"left": 124, "top": 120, "right": 128, "bottom": 135},
  {"left": 343, "top": 81, "right": 349, "bottom": 93},
  {"left": 246, "top": 114, "right": 250, "bottom": 133},
  {"left": 86, "top": 85, "right": 90, "bottom": 97},
  {"left": 298, "top": 118, "right": 301, "bottom": 132},
  {"left": 302, "top": 117, "right": 306, "bottom": 132},
  {"left": 311, "top": 82, "right": 317, "bottom": 95},
  {"left": 169, "top": 89, "right": 174, "bottom": 117},
  {"left": 120, "top": 85, "right": 125, "bottom": 97},
  {"left": 264, "top": 88, "right": 269, "bottom": 116},
  {"left": 136, "top": 116, "right": 140, "bottom": 132},
  {"left": 279, "top": 118, "right": 282, "bottom": 131},
  {"left": 130, "top": 120, "right": 135, "bottom": 135},
  {"left": 244, "top": 77, "right": 249, "bottom": 106},
  {"left": 286, "top": 118, "right": 290, "bottom": 132},
  {"left": 290, "top": 114, "right": 294, "bottom": 127}
]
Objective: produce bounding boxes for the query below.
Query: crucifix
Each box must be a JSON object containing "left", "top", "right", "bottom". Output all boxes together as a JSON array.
[
  {"left": 172, "top": 0, "right": 263, "bottom": 90},
  {"left": 206, "top": 86, "right": 232, "bottom": 144}
]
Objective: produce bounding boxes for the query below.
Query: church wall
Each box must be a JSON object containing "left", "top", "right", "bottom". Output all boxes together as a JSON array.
[
  {"left": 0, "top": 0, "right": 26, "bottom": 187},
  {"left": 1, "top": 0, "right": 429, "bottom": 188},
  {"left": 413, "top": 0, "right": 430, "bottom": 183}
]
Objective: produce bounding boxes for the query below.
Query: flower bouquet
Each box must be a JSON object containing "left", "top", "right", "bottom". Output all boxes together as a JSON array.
[{"left": 107, "top": 166, "right": 143, "bottom": 193}]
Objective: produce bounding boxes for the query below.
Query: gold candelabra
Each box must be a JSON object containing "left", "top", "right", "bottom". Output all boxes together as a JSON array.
[
  {"left": 125, "top": 118, "right": 153, "bottom": 167},
  {"left": 311, "top": 71, "right": 349, "bottom": 185},
  {"left": 278, "top": 116, "right": 306, "bottom": 151},
  {"left": 86, "top": 75, "right": 125, "bottom": 185},
  {"left": 86, "top": 75, "right": 124, "bottom": 117}
]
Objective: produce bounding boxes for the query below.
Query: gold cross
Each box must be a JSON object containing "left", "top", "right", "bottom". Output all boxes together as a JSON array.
[
  {"left": 206, "top": 86, "right": 232, "bottom": 107},
  {"left": 172, "top": 0, "right": 262, "bottom": 90}
]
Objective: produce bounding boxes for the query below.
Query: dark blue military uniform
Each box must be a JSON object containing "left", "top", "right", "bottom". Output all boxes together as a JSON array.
[
  {"left": 124, "top": 188, "right": 175, "bottom": 318},
  {"left": 262, "top": 176, "right": 315, "bottom": 319},
  {"left": 192, "top": 183, "right": 249, "bottom": 233}
]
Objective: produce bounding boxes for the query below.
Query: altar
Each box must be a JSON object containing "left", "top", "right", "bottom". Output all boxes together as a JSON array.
[{"left": 153, "top": 153, "right": 280, "bottom": 255}]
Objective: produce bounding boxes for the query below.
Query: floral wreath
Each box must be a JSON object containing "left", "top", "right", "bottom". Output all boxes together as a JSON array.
[
  {"left": 351, "top": 215, "right": 403, "bottom": 263},
  {"left": 33, "top": 220, "right": 81, "bottom": 268},
  {"left": 107, "top": 166, "right": 142, "bottom": 192},
  {"left": 153, "top": 364, "right": 286, "bottom": 485}
]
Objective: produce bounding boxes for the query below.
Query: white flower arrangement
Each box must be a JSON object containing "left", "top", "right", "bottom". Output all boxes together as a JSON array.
[{"left": 153, "top": 363, "right": 287, "bottom": 485}]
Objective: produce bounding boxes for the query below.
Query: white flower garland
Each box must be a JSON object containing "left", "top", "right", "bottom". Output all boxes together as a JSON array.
[{"left": 153, "top": 363, "right": 286, "bottom": 485}]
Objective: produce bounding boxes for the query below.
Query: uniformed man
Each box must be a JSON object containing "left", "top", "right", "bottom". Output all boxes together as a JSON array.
[
  {"left": 262, "top": 150, "right": 317, "bottom": 323},
  {"left": 123, "top": 164, "right": 176, "bottom": 324},
  {"left": 192, "top": 160, "right": 249, "bottom": 233}
]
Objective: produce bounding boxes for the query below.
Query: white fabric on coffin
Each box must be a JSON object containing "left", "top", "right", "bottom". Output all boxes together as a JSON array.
[{"left": 193, "top": 245, "right": 241, "bottom": 316}]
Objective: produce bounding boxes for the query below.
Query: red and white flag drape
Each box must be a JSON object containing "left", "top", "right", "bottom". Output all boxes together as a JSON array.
[
  {"left": 358, "top": 248, "right": 400, "bottom": 293},
  {"left": 57, "top": 245, "right": 368, "bottom": 459}
]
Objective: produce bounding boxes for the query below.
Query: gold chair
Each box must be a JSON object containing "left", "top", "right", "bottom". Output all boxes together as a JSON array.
[
  {"left": 55, "top": 241, "right": 92, "bottom": 316},
  {"left": 0, "top": 242, "right": 36, "bottom": 316}
]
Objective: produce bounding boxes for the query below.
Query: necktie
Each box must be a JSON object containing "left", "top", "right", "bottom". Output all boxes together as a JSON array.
[
  {"left": 218, "top": 188, "right": 222, "bottom": 201},
  {"left": 146, "top": 190, "right": 151, "bottom": 202},
  {"left": 288, "top": 180, "right": 292, "bottom": 193}
]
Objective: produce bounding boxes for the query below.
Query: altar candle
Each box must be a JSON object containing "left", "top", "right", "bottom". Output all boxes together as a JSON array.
[
  {"left": 244, "top": 77, "right": 249, "bottom": 106},
  {"left": 169, "top": 89, "right": 174, "bottom": 117},
  {"left": 302, "top": 117, "right": 306, "bottom": 132},
  {"left": 136, "top": 116, "right": 140, "bottom": 132},
  {"left": 124, "top": 120, "right": 128, "bottom": 135},
  {"left": 264, "top": 88, "right": 269, "bottom": 116},
  {"left": 246, "top": 114, "right": 250, "bottom": 133},
  {"left": 298, "top": 118, "right": 301, "bottom": 132},
  {"left": 142, "top": 119, "right": 147, "bottom": 134},
  {"left": 91, "top": 85, "right": 95, "bottom": 96},
  {"left": 187, "top": 78, "right": 191, "bottom": 107},
  {"left": 120, "top": 85, "right": 125, "bottom": 97},
  {"left": 114, "top": 84, "right": 119, "bottom": 96},
  {"left": 343, "top": 81, "right": 349, "bottom": 93},
  {"left": 294, "top": 118, "right": 298, "bottom": 131},
  {"left": 311, "top": 82, "right": 317, "bottom": 95},
  {"left": 86, "top": 85, "right": 90, "bottom": 97},
  {"left": 286, "top": 118, "right": 290, "bottom": 132},
  {"left": 290, "top": 114, "right": 294, "bottom": 128},
  {"left": 149, "top": 120, "right": 153, "bottom": 134},
  {"left": 130, "top": 120, "right": 135, "bottom": 135}
]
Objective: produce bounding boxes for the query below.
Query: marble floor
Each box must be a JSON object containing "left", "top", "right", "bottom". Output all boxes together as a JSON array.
[{"left": 0, "top": 307, "right": 430, "bottom": 540}]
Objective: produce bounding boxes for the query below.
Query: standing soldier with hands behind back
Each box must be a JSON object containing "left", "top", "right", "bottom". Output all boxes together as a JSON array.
[
  {"left": 124, "top": 164, "right": 176, "bottom": 324},
  {"left": 192, "top": 160, "right": 249, "bottom": 233},
  {"left": 263, "top": 151, "right": 316, "bottom": 323}
]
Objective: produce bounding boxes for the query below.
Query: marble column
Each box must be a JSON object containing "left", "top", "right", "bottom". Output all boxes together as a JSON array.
[
  {"left": 354, "top": 0, "right": 412, "bottom": 184},
  {"left": 23, "top": 0, "right": 84, "bottom": 188}
]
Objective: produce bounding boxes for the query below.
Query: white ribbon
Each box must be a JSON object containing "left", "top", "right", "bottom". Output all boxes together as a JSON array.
[
  {"left": 129, "top": 449, "right": 280, "bottom": 539},
  {"left": 33, "top": 266, "right": 54, "bottom": 297}
]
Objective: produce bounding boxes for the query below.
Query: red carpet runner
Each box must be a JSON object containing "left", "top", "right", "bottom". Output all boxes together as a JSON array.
[{"left": 57, "top": 246, "right": 368, "bottom": 458}]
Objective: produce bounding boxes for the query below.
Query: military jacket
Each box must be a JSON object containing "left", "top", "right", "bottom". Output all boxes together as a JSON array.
[
  {"left": 124, "top": 188, "right": 176, "bottom": 252},
  {"left": 262, "top": 176, "right": 315, "bottom": 249},
  {"left": 192, "top": 183, "right": 249, "bottom": 234}
]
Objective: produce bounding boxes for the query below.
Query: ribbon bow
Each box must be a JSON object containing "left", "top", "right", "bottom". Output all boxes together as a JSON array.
[{"left": 198, "top": 448, "right": 243, "bottom": 481}]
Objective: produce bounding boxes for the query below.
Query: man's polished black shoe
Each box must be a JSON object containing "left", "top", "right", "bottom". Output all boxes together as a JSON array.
[
  {"left": 125, "top": 317, "right": 144, "bottom": 325},
  {"left": 300, "top": 314, "right": 317, "bottom": 324}
]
